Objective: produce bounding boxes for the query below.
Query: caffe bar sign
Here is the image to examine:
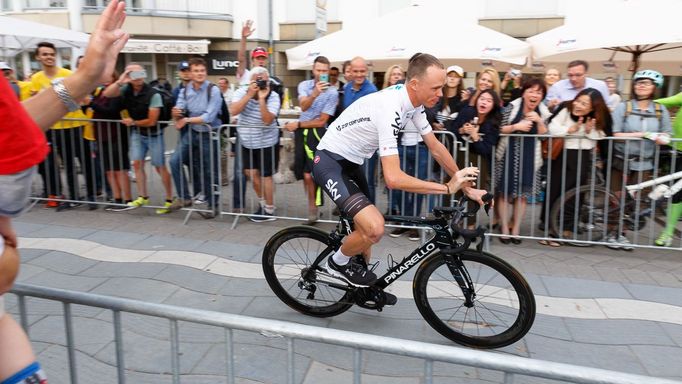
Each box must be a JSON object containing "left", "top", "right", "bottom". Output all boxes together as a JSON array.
[{"left": 122, "top": 39, "right": 210, "bottom": 54}]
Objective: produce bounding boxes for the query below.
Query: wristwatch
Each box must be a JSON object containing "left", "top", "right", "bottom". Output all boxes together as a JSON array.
[{"left": 51, "top": 78, "right": 80, "bottom": 112}]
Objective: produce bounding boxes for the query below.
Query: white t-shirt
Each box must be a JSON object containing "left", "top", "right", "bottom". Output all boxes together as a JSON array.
[{"left": 318, "top": 85, "right": 431, "bottom": 164}]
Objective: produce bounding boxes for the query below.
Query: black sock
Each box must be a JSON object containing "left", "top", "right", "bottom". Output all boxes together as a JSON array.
[
  {"left": 166, "top": 199, "right": 172, "bottom": 204},
  {"left": 115, "top": 198, "right": 123, "bottom": 204}
]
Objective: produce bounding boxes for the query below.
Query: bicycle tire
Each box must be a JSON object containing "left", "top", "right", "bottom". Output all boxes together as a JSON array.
[
  {"left": 550, "top": 185, "right": 616, "bottom": 245},
  {"left": 413, "top": 250, "right": 535, "bottom": 349},
  {"left": 262, "top": 226, "right": 353, "bottom": 317}
]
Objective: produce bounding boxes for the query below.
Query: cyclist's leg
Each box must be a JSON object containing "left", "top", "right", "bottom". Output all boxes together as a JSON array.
[{"left": 339, "top": 204, "right": 384, "bottom": 259}]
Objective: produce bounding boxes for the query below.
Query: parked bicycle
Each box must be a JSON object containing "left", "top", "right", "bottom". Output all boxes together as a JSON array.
[
  {"left": 262, "top": 194, "right": 536, "bottom": 349},
  {"left": 548, "top": 147, "right": 681, "bottom": 246}
]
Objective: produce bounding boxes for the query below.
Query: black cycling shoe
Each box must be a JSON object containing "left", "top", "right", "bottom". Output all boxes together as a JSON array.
[
  {"left": 326, "top": 257, "right": 377, "bottom": 287},
  {"left": 383, "top": 291, "right": 397, "bottom": 306}
]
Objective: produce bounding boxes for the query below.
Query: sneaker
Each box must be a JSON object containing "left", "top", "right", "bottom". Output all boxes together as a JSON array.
[
  {"left": 655, "top": 233, "right": 673, "bottom": 247},
  {"left": 389, "top": 227, "right": 409, "bottom": 238},
  {"left": 156, "top": 201, "right": 173, "bottom": 215},
  {"left": 325, "top": 257, "right": 377, "bottom": 287},
  {"left": 606, "top": 234, "right": 633, "bottom": 251},
  {"left": 127, "top": 196, "right": 149, "bottom": 208},
  {"left": 169, "top": 198, "right": 192, "bottom": 211},
  {"left": 108, "top": 204, "right": 135, "bottom": 212},
  {"left": 407, "top": 229, "right": 421, "bottom": 241},
  {"left": 56, "top": 202, "right": 82, "bottom": 212},
  {"left": 249, "top": 207, "right": 276, "bottom": 222},
  {"left": 193, "top": 193, "right": 206, "bottom": 205},
  {"left": 45, "top": 194, "right": 60, "bottom": 208}
]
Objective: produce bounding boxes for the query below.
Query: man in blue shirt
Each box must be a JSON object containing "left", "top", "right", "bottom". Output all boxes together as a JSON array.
[
  {"left": 343, "top": 57, "right": 377, "bottom": 109},
  {"left": 284, "top": 56, "right": 339, "bottom": 224},
  {"left": 546, "top": 60, "right": 611, "bottom": 111},
  {"left": 171, "top": 57, "right": 223, "bottom": 218}
]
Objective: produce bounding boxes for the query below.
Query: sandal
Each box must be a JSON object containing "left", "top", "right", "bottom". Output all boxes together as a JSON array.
[
  {"left": 538, "top": 239, "right": 561, "bottom": 247},
  {"left": 655, "top": 233, "right": 673, "bottom": 247}
]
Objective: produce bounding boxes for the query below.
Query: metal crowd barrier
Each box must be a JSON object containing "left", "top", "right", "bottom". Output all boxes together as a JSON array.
[
  {"left": 30, "top": 118, "right": 681, "bottom": 250},
  {"left": 8, "top": 283, "right": 681, "bottom": 384}
]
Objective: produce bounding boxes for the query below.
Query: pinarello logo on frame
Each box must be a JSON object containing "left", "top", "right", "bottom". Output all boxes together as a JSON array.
[{"left": 314, "top": 155, "right": 320, "bottom": 164}]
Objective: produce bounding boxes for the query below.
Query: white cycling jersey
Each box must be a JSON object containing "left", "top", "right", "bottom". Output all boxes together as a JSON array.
[{"left": 317, "top": 84, "right": 432, "bottom": 165}]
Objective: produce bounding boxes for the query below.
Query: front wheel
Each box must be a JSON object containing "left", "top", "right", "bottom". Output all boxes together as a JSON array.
[
  {"left": 413, "top": 250, "right": 535, "bottom": 349},
  {"left": 550, "top": 185, "right": 617, "bottom": 245},
  {"left": 262, "top": 226, "right": 353, "bottom": 317}
]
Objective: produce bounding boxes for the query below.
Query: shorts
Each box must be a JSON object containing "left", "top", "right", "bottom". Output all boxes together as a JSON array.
[
  {"left": 101, "top": 136, "right": 130, "bottom": 171},
  {"left": 311, "top": 149, "right": 372, "bottom": 218},
  {"left": 129, "top": 129, "right": 165, "bottom": 167},
  {"left": 0, "top": 167, "right": 36, "bottom": 218},
  {"left": 242, "top": 145, "right": 279, "bottom": 177}
]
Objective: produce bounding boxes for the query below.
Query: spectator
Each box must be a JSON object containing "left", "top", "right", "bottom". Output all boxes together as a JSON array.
[
  {"left": 88, "top": 72, "right": 132, "bottom": 211},
  {"left": 654, "top": 91, "right": 682, "bottom": 247},
  {"left": 284, "top": 56, "right": 338, "bottom": 224},
  {"left": 461, "top": 67, "right": 501, "bottom": 108},
  {"left": 546, "top": 60, "right": 610, "bottom": 112},
  {"left": 171, "top": 61, "right": 191, "bottom": 105},
  {"left": 31, "top": 41, "right": 97, "bottom": 211},
  {"left": 428, "top": 65, "right": 464, "bottom": 131},
  {"left": 382, "top": 64, "right": 405, "bottom": 89},
  {"left": 217, "top": 77, "right": 234, "bottom": 107},
  {"left": 343, "top": 57, "right": 378, "bottom": 109},
  {"left": 150, "top": 76, "right": 172, "bottom": 92},
  {"left": 541, "top": 88, "right": 611, "bottom": 247},
  {"left": 328, "top": 65, "right": 344, "bottom": 124},
  {"left": 451, "top": 89, "right": 502, "bottom": 196},
  {"left": 500, "top": 69, "right": 523, "bottom": 105},
  {"left": 0, "top": 62, "right": 20, "bottom": 99},
  {"left": 0, "top": 3, "right": 129, "bottom": 383},
  {"left": 604, "top": 76, "right": 622, "bottom": 111},
  {"left": 235, "top": 20, "right": 284, "bottom": 99},
  {"left": 171, "top": 57, "right": 223, "bottom": 219},
  {"left": 609, "top": 70, "right": 671, "bottom": 249},
  {"left": 342, "top": 60, "right": 352, "bottom": 84},
  {"left": 544, "top": 67, "right": 561, "bottom": 88},
  {"left": 102, "top": 63, "right": 174, "bottom": 214},
  {"left": 230, "top": 67, "right": 281, "bottom": 222},
  {"left": 494, "top": 79, "right": 550, "bottom": 244}
]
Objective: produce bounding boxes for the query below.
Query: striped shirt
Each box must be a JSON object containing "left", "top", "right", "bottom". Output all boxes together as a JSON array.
[
  {"left": 232, "top": 87, "right": 281, "bottom": 149},
  {"left": 298, "top": 80, "right": 338, "bottom": 123}
]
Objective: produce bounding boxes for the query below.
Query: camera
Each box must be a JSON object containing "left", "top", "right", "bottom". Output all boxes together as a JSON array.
[
  {"left": 181, "top": 109, "right": 189, "bottom": 117},
  {"left": 129, "top": 70, "right": 147, "bottom": 80},
  {"left": 256, "top": 77, "right": 268, "bottom": 90}
]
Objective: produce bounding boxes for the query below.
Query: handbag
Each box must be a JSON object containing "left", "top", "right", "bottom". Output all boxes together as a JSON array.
[{"left": 541, "top": 137, "right": 564, "bottom": 160}]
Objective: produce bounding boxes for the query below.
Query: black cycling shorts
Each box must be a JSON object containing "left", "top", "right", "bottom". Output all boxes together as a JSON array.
[{"left": 311, "top": 149, "right": 372, "bottom": 218}]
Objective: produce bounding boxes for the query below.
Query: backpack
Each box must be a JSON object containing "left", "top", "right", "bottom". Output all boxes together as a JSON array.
[
  {"left": 623, "top": 100, "right": 663, "bottom": 124},
  {"left": 151, "top": 85, "right": 174, "bottom": 128},
  {"left": 269, "top": 76, "right": 284, "bottom": 104},
  {"left": 183, "top": 82, "right": 230, "bottom": 126}
]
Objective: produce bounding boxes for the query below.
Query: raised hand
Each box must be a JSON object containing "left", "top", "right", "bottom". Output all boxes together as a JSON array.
[
  {"left": 447, "top": 167, "right": 479, "bottom": 193},
  {"left": 242, "top": 20, "right": 255, "bottom": 38}
]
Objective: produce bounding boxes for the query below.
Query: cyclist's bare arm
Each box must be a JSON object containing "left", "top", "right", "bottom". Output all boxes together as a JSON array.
[
  {"left": 381, "top": 155, "right": 477, "bottom": 195},
  {"left": 422, "top": 131, "right": 489, "bottom": 205}
]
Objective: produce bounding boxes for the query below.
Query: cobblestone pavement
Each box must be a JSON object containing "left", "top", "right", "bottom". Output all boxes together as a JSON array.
[{"left": 5, "top": 205, "right": 682, "bottom": 383}]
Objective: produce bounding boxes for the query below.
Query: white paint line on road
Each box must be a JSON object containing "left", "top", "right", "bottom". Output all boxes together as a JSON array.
[{"left": 20, "top": 237, "right": 682, "bottom": 325}]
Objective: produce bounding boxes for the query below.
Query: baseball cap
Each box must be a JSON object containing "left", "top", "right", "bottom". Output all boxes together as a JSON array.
[
  {"left": 446, "top": 65, "right": 464, "bottom": 77},
  {"left": 177, "top": 61, "right": 190, "bottom": 71},
  {"left": 0, "top": 62, "right": 11, "bottom": 70},
  {"left": 251, "top": 47, "right": 268, "bottom": 58}
]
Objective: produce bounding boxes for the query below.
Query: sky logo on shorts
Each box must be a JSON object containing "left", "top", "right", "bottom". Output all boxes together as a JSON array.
[
  {"left": 314, "top": 155, "right": 320, "bottom": 164},
  {"left": 326, "top": 179, "right": 341, "bottom": 201}
]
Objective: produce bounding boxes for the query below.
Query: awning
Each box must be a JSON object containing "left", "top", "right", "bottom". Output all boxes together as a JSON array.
[{"left": 122, "top": 39, "right": 211, "bottom": 55}]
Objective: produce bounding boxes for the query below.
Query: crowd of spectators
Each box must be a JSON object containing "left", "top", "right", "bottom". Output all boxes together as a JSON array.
[{"left": 4, "top": 26, "right": 680, "bottom": 249}]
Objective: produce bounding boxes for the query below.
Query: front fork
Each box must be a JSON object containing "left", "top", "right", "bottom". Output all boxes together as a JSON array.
[{"left": 442, "top": 254, "right": 476, "bottom": 307}]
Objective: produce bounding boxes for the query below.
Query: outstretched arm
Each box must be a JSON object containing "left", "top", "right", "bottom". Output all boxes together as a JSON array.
[
  {"left": 22, "top": 0, "right": 129, "bottom": 130},
  {"left": 236, "top": 20, "right": 254, "bottom": 82}
]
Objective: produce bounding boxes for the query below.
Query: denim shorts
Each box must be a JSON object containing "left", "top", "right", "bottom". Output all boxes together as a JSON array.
[
  {"left": 129, "top": 129, "right": 165, "bottom": 167},
  {"left": 0, "top": 166, "right": 36, "bottom": 218}
]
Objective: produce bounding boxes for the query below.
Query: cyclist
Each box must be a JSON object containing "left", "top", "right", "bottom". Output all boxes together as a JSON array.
[{"left": 312, "top": 53, "right": 487, "bottom": 293}]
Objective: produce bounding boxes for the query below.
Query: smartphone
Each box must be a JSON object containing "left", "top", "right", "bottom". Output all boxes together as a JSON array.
[
  {"left": 510, "top": 69, "right": 522, "bottom": 77},
  {"left": 319, "top": 73, "right": 329, "bottom": 90},
  {"left": 129, "top": 70, "right": 147, "bottom": 80}
]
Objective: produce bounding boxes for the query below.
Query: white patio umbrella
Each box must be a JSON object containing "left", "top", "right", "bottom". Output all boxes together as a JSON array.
[
  {"left": 526, "top": 0, "right": 682, "bottom": 75},
  {"left": 0, "top": 16, "right": 90, "bottom": 60},
  {"left": 286, "top": 4, "right": 530, "bottom": 71}
]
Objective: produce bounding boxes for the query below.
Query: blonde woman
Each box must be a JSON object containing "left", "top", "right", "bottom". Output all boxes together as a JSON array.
[
  {"left": 462, "top": 67, "right": 501, "bottom": 107},
  {"left": 383, "top": 64, "right": 405, "bottom": 89}
]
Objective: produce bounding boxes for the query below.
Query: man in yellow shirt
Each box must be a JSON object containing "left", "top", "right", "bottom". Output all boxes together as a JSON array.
[{"left": 31, "top": 42, "right": 97, "bottom": 210}]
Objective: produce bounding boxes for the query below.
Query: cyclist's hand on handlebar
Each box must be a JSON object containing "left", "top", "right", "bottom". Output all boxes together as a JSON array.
[
  {"left": 448, "top": 167, "right": 479, "bottom": 192},
  {"left": 464, "top": 188, "right": 491, "bottom": 207}
]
